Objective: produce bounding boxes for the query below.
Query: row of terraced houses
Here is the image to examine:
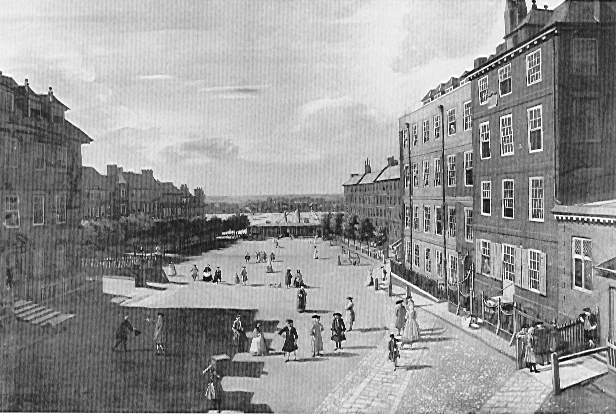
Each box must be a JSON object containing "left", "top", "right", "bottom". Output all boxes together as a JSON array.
[{"left": 344, "top": 0, "right": 616, "bottom": 347}]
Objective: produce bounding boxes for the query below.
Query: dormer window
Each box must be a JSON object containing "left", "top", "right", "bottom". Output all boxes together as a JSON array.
[
  {"left": 52, "top": 106, "right": 65, "bottom": 124},
  {"left": 29, "top": 99, "right": 42, "bottom": 118},
  {"left": 445, "top": 87, "right": 453, "bottom": 93},
  {"left": 0, "top": 90, "right": 14, "bottom": 112}
]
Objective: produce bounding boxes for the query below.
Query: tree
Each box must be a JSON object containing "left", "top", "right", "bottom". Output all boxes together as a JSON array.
[
  {"left": 359, "top": 218, "right": 375, "bottom": 243},
  {"left": 343, "top": 214, "right": 358, "bottom": 240},
  {"left": 321, "top": 213, "right": 332, "bottom": 239},
  {"left": 334, "top": 213, "right": 344, "bottom": 236},
  {"left": 374, "top": 226, "right": 388, "bottom": 246}
]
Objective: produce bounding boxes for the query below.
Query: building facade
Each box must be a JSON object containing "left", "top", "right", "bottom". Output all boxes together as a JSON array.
[
  {"left": 0, "top": 74, "right": 91, "bottom": 301},
  {"left": 398, "top": 78, "right": 474, "bottom": 299},
  {"left": 466, "top": 0, "right": 616, "bottom": 323}
]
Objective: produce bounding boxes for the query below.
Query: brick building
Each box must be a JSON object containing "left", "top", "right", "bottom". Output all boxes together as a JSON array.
[
  {"left": 0, "top": 73, "right": 91, "bottom": 300},
  {"left": 398, "top": 75, "right": 474, "bottom": 298},
  {"left": 466, "top": 0, "right": 616, "bottom": 323},
  {"left": 82, "top": 166, "right": 110, "bottom": 220}
]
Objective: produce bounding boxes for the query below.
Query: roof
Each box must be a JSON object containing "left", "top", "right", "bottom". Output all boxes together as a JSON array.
[
  {"left": 122, "top": 170, "right": 158, "bottom": 189},
  {"left": 552, "top": 199, "right": 616, "bottom": 224},
  {"left": 343, "top": 174, "right": 366, "bottom": 186},
  {"left": 81, "top": 166, "right": 107, "bottom": 189},
  {"left": 376, "top": 165, "right": 400, "bottom": 182},
  {"left": 512, "top": 8, "right": 553, "bottom": 34},
  {"left": 118, "top": 172, "right": 127, "bottom": 185},
  {"left": 358, "top": 170, "right": 383, "bottom": 185},
  {"left": 248, "top": 211, "right": 324, "bottom": 227}
]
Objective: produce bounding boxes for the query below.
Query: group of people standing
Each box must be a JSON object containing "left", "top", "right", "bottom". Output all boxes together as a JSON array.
[
  {"left": 284, "top": 268, "right": 305, "bottom": 289},
  {"left": 389, "top": 296, "right": 421, "bottom": 370},
  {"left": 249, "top": 251, "right": 274, "bottom": 264},
  {"left": 234, "top": 266, "right": 249, "bottom": 285},
  {"left": 190, "top": 264, "right": 222, "bottom": 283}
]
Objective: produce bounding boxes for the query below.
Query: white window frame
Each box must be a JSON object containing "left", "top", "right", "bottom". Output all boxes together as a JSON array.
[
  {"left": 572, "top": 237, "right": 593, "bottom": 293},
  {"left": 423, "top": 119, "right": 430, "bottom": 143},
  {"left": 412, "top": 124, "right": 418, "bottom": 146},
  {"left": 500, "top": 114, "right": 514, "bottom": 156},
  {"left": 5, "top": 137, "right": 19, "bottom": 168},
  {"left": 447, "top": 154, "right": 456, "bottom": 187},
  {"left": 435, "top": 206, "right": 443, "bottom": 236},
  {"left": 502, "top": 179, "right": 515, "bottom": 219},
  {"left": 425, "top": 248, "right": 432, "bottom": 273},
  {"left": 463, "top": 101, "right": 472, "bottom": 131},
  {"left": 414, "top": 243, "right": 420, "bottom": 268},
  {"left": 4, "top": 195, "right": 20, "bottom": 228},
  {"left": 529, "top": 177, "right": 544, "bottom": 222},
  {"left": 478, "top": 76, "right": 489, "bottom": 105},
  {"left": 434, "top": 115, "right": 441, "bottom": 139},
  {"left": 447, "top": 108, "right": 456, "bottom": 136},
  {"left": 526, "top": 49, "right": 542, "bottom": 86},
  {"left": 55, "top": 194, "right": 67, "bottom": 224},
  {"left": 527, "top": 105, "right": 543, "bottom": 153},
  {"left": 435, "top": 250, "right": 443, "bottom": 278},
  {"left": 422, "top": 160, "right": 430, "bottom": 187},
  {"left": 33, "top": 195, "right": 45, "bottom": 226},
  {"left": 480, "top": 121, "right": 491, "bottom": 160},
  {"left": 528, "top": 249, "right": 542, "bottom": 293},
  {"left": 120, "top": 188, "right": 126, "bottom": 198},
  {"left": 502, "top": 244, "right": 515, "bottom": 282},
  {"left": 481, "top": 239, "right": 491, "bottom": 277},
  {"left": 481, "top": 181, "right": 491, "bottom": 216},
  {"left": 423, "top": 206, "right": 431, "bottom": 233},
  {"left": 434, "top": 158, "right": 442, "bottom": 187},
  {"left": 405, "top": 205, "right": 411, "bottom": 228},
  {"left": 449, "top": 254, "right": 458, "bottom": 284},
  {"left": 464, "top": 151, "right": 473, "bottom": 187},
  {"left": 412, "top": 163, "right": 419, "bottom": 188},
  {"left": 402, "top": 128, "right": 409, "bottom": 148},
  {"left": 448, "top": 206, "right": 456, "bottom": 238},
  {"left": 404, "top": 165, "right": 410, "bottom": 189},
  {"left": 464, "top": 208, "right": 473, "bottom": 242},
  {"left": 498, "top": 63, "right": 512, "bottom": 97},
  {"left": 405, "top": 240, "right": 412, "bottom": 265}
]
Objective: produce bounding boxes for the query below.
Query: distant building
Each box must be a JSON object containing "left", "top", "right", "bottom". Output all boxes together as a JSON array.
[
  {"left": 247, "top": 210, "right": 323, "bottom": 239},
  {"left": 0, "top": 73, "right": 91, "bottom": 301},
  {"left": 82, "top": 167, "right": 110, "bottom": 220}
]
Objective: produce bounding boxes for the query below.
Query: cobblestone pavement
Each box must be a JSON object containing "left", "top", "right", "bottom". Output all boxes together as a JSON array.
[{"left": 478, "top": 371, "right": 551, "bottom": 414}]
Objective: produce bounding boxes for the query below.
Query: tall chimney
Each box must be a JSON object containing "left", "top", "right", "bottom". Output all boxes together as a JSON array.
[
  {"left": 365, "top": 158, "right": 371, "bottom": 174},
  {"left": 504, "top": 0, "right": 528, "bottom": 50}
]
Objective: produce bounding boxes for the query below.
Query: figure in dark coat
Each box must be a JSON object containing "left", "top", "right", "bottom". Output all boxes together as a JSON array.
[
  {"left": 214, "top": 267, "right": 222, "bottom": 284},
  {"left": 388, "top": 334, "right": 400, "bottom": 371},
  {"left": 231, "top": 315, "right": 245, "bottom": 352},
  {"left": 297, "top": 287, "right": 307, "bottom": 313},
  {"left": 331, "top": 313, "right": 346, "bottom": 350},
  {"left": 278, "top": 319, "right": 298, "bottom": 362},
  {"left": 203, "top": 362, "right": 223, "bottom": 413},
  {"left": 285, "top": 269, "right": 293, "bottom": 289},
  {"left": 113, "top": 316, "right": 134, "bottom": 352}
]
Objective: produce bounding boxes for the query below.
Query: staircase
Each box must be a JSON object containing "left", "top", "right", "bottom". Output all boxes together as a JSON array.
[{"left": 13, "top": 299, "right": 75, "bottom": 328}]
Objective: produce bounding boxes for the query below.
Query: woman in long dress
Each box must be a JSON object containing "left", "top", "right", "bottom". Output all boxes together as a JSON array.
[
  {"left": 310, "top": 315, "right": 324, "bottom": 357},
  {"left": 402, "top": 300, "right": 420, "bottom": 348},
  {"left": 153, "top": 313, "right": 166, "bottom": 356},
  {"left": 364, "top": 267, "right": 374, "bottom": 287},
  {"left": 525, "top": 326, "right": 539, "bottom": 373},
  {"left": 313, "top": 246, "right": 318, "bottom": 259},
  {"left": 168, "top": 262, "right": 177, "bottom": 277},
  {"left": 249, "top": 323, "right": 268, "bottom": 356},
  {"left": 278, "top": 319, "right": 298, "bottom": 362},
  {"left": 203, "top": 362, "right": 223, "bottom": 413},
  {"left": 395, "top": 300, "right": 407, "bottom": 336},
  {"left": 345, "top": 297, "right": 355, "bottom": 331},
  {"left": 331, "top": 313, "right": 346, "bottom": 350},
  {"left": 297, "top": 287, "right": 307, "bottom": 313}
]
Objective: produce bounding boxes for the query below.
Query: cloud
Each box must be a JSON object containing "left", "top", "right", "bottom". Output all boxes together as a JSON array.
[
  {"left": 201, "top": 85, "right": 269, "bottom": 99},
  {"left": 298, "top": 97, "right": 354, "bottom": 120},
  {"left": 176, "top": 138, "right": 240, "bottom": 160},
  {"left": 137, "top": 74, "right": 172, "bottom": 80}
]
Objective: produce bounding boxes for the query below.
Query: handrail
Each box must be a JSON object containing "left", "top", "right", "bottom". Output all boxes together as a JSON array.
[{"left": 558, "top": 346, "right": 608, "bottom": 363}]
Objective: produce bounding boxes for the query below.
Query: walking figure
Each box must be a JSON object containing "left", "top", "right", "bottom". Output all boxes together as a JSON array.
[
  {"left": 113, "top": 315, "right": 137, "bottom": 352},
  {"left": 191, "top": 264, "right": 199, "bottom": 281},
  {"left": 203, "top": 264, "right": 212, "bottom": 282},
  {"left": 293, "top": 270, "right": 304, "bottom": 288},
  {"left": 232, "top": 315, "right": 245, "bottom": 352},
  {"left": 245, "top": 252, "right": 251, "bottom": 263},
  {"left": 234, "top": 273, "right": 240, "bottom": 284},
  {"left": 168, "top": 262, "right": 177, "bottom": 277},
  {"left": 153, "top": 312, "right": 166, "bottom": 356},
  {"left": 285, "top": 268, "right": 293, "bottom": 289},
  {"left": 270, "top": 252, "right": 275, "bottom": 263},
  {"left": 278, "top": 319, "right": 298, "bottom": 362},
  {"left": 345, "top": 297, "right": 355, "bottom": 331},
  {"left": 214, "top": 266, "right": 222, "bottom": 283},
  {"left": 382, "top": 266, "right": 387, "bottom": 282},
  {"left": 203, "top": 361, "right": 223, "bottom": 413},
  {"left": 297, "top": 286, "right": 307, "bottom": 313},
  {"left": 241, "top": 266, "right": 248, "bottom": 286},
  {"left": 331, "top": 312, "right": 346, "bottom": 351},
  {"left": 249, "top": 323, "right": 268, "bottom": 356},
  {"left": 313, "top": 246, "right": 319, "bottom": 260},
  {"left": 388, "top": 334, "right": 400, "bottom": 371},
  {"left": 395, "top": 300, "right": 407, "bottom": 336},
  {"left": 256, "top": 251, "right": 261, "bottom": 263},
  {"left": 402, "top": 298, "right": 420, "bottom": 349},
  {"left": 310, "top": 315, "right": 324, "bottom": 357},
  {"left": 524, "top": 325, "right": 539, "bottom": 373}
]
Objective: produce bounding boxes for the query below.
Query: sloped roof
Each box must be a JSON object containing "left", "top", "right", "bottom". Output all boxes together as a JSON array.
[
  {"left": 122, "top": 170, "right": 158, "bottom": 189},
  {"left": 553, "top": 199, "right": 616, "bottom": 221},
  {"left": 545, "top": 0, "right": 616, "bottom": 27},
  {"left": 81, "top": 166, "right": 107, "bottom": 189},
  {"left": 358, "top": 170, "right": 383, "bottom": 184},
  {"left": 376, "top": 165, "right": 400, "bottom": 182},
  {"left": 118, "top": 172, "right": 127, "bottom": 185},
  {"left": 343, "top": 174, "right": 366, "bottom": 186}
]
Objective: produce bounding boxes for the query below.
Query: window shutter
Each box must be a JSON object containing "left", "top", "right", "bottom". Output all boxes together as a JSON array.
[
  {"left": 514, "top": 246, "right": 522, "bottom": 287},
  {"left": 476, "top": 239, "right": 482, "bottom": 276},
  {"left": 521, "top": 249, "right": 529, "bottom": 290},
  {"left": 492, "top": 242, "right": 502, "bottom": 281},
  {"left": 539, "top": 251, "right": 547, "bottom": 296}
]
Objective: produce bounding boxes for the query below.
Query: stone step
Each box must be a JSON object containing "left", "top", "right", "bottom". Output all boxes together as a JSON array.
[
  {"left": 111, "top": 296, "right": 129, "bottom": 304},
  {"left": 14, "top": 300, "right": 32, "bottom": 309},
  {"left": 22, "top": 308, "right": 55, "bottom": 322},
  {"left": 14, "top": 304, "right": 39, "bottom": 314},
  {"left": 16, "top": 306, "right": 46, "bottom": 318},
  {"left": 31, "top": 311, "right": 62, "bottom": 325},
  {"left": 44, "top": 314, "right": 75, "bottom": 327}
]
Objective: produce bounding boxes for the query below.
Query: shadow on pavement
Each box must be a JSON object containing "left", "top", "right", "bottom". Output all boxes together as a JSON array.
[
  {"left": 323, "top": 351, "right": 358, "bottom": 358},
  {"left": 353, "top": 327, "right": 388, "bottom": 333},
  {"left": 304, "top": 309, "right": 330, "bottom": 314},
  {"left": 402, "top": 364, "right": 432, "bottom": 371},
  {"left": 344, "top": 345, "right": 377, "bottom": 350},
  {"left": 418, "top": 337, "right": 451, "bottom": 343},
  {"left": 224, "top": 360, "right": 266, "bottom": 378}
]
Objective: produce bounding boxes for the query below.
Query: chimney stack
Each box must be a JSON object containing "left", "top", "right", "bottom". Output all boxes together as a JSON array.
[
  {"left": 48, "top": 87, "right": 53, "bottom": 102},
  {"left": 504, "top": 0, "right": 528, "bottom": 50},
  {"left": 364, "top": 158, "right": 371, "bottom": 174}
]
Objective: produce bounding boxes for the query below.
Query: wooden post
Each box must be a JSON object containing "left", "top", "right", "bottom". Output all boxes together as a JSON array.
[
  {"left": 496, "top": 297, "right": 501, "bottom": 336},
  {"left": 481, "top": 291, "right": 485, "bottom": 322},
  {"left": 552, "top": 352, "right": 561, "bottom": 395}
]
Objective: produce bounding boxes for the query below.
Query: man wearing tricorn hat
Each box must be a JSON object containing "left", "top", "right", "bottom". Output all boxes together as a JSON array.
[
  {"left": 579, "top": 307, "right": 597, "bottom": 348},
  {"left": 278, "top": 319, "right": 298, "bottom": 362},
  {"left": 331, "top": 312, "right": 347, "bottom": 351},
  {"left": 231, "top": 314, "right": 245, "bottom": 353},
  {"left": 345, "top": 297, "right": 355, "bottom": 331},
  {"left": 310, "top": 315, "right": 324, "bottom": 357}
]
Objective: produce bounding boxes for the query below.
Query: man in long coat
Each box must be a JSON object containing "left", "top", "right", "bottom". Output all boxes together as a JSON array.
[
  {"left": 395, "top": 300, "right": 407, "bottom": 336},
  {"left": 331, "top": 312, "right": 346, "bottom": 351},
  {"left": 113, "top": 315, "right": 134, "bottom": 352},
  {"left": 310, "top": 315, "right": 324, "bottom": 357}
]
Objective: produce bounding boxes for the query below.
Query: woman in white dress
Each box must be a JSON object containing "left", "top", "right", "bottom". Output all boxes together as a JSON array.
[
  {"left": 364, "top": 267, "right": 374, "bottom": 287},
  {"left": 249, "top": 323, "right": 268, "bottom": 356},
  {"left": 403, "top": 298, "right": 421, "bottom": 348}
]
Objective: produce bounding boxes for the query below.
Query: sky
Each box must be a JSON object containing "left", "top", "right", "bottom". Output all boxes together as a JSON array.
[{"left": 0, "top": 0, "right": 564, "bottom": 196}]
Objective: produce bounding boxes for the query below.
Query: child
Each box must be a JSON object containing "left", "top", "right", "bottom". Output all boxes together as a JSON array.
[
  {"left": 234, "top": 273, "right": 240, "bottom": 284},
  {"left": 388, "top": 334, "right": 400, "bottom": 371}
]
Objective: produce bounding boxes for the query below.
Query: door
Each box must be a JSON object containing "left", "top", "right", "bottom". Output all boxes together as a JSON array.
[{"left": 610, "top": 286, "right": 616, "bottom": 341}]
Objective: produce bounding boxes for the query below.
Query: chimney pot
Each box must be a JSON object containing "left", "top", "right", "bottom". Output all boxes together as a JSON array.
[
  {"left": 532, "top": 0, "right": 537, "bottom": 9},
  {"left": 544, "top": 4, "right": 548, "bottom": 9}
]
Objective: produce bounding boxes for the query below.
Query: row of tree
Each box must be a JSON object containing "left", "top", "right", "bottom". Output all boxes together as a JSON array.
[{"left": 320, "top": 213, "right": 389, "bottom": 246}]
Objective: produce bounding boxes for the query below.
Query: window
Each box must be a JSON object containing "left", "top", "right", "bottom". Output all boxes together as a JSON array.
[
  {"left": 463, "top": 101, "right": 472, "bottom": 131},
  {"left": 405, "top": 240, "right": 411, "bottom": 264},
  {"left": 405, "top": 205, "right": 410, "bottom": 228},
  {"left": 57, "top": 146, "right": 68, "bottom": 171},
  {"left": 573, "top": 38, "right": 598, "bottom": 75},
  {"left": 423, "top": 206, "right": 431, "bottom": 233},
  {"left": 447, "top": 108, "right": 456, "bottom": 136},
  {"left": 29, "top": 99, "right": 42, "bottom": 117},
  {"left": 481, "top": 240, "right": 491, "bottom": 276},
  {"left": 33, "top": 195, "right": 44, "bottom": 225},
  {"left": 120, "top": 188, "right": 126, "bottom": 198},
  {"left": 435, "top": 250, "right": 443, "bottom": 278},
  {"left": 425, "top": 248, "right": 432, "bottom": 273},
  {"left": 498, "top": 63, "right": 512, "bottom": 96},
  {"left": 450, "top": 254, "right": 458, "bottom": 283},
  {"left": 529, "top": 177, "right": 544, "bottom": 222},
  {"left": 0, "top": 90, "right": 14, "bottom": 112},
  {"left": 55, "top": 245, "right": 67, "bottom": 271},
  {"left": 502, "top": 179, "right": 514, "bottom": 219},
  {"left": 413, "top": 206, "right": 419, "bottom": 231},
  {"left": 448, "top": 207, "right": 456, "bottom": 237},
  {"left": 464, "top": 208, "right": 473, "bottom": 241},
  {"left": 464, "top": 151, "right": 473, "bottom": 186},
  {"left": 4, "top": 196, "right": 20, "bottom": 228},
  {"left": 55, "top": 195, "right": 67, "bottom": 224},
  {"left": 4, "top": 138, "right": 18, "bottom": 168},
  {"left": 503, "top": 244, "right": 515, "bottom": 282},
  {"left": 526, "top": 49, "right": 542, "bottom": 85},
  {"left": 404, "top": 165, "right": 410, "bottom": 188},
  {"left": 423, "top": 119, "right": 430, "bottom": 143},
  {"left": 573, "top": 237, "right": 593, "bottom": 291},
  {"left": 435, "top": 206, "right": 443, "bottom": 235},
  {"left": 528, "top": 250, "right": 541, "bottom": 291},
  {"left": 412, "top": 163, "right": 419, "bottom": 187},
  {"left": 479, "top": 76, "right": 489, "bottom": 105},
  {"left": 434, "top": 115, "right": 441, "bottom": 139},
  {"left": 528, "top": 105, "right": 543, "bottom": 152},
  {"left": 422, "top": 160, "right": 430, "bottom": 187},
  {"left": 34, "top": 142, "right": 45, "bottom": 170},
  {"left": 480, "top": 122, "right": 491, "bottom": 159},
  {"left": 414, "top": 244, "right": 420, "bottom": 267},
  {"left": 402, "top": 128, "right": 409, "bottom": 148},
  {"left": 481, "top": 181, "right": 491, "bottom": 216},
  {"left": 434, "top": 158, "right": 442, "bottom": 187},
  {"left": 412, "top": 124, "right": 418, "bottom": 146},
  {"left": 500, "top": 114, "right": 514, "bottom": 156},
  {"left": 447, "top": 155, "right": 456, "bottom": 187}
]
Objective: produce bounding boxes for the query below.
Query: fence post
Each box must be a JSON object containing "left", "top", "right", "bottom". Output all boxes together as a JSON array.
[
  {"left": 481, "top": 291, "right": 485, "bottom": 322},
  {"left": 552, "top": 352, "right": 561, "bottom": 395},
  {"left": 496, "top": 297, "right": 501, "bottom": 336}
]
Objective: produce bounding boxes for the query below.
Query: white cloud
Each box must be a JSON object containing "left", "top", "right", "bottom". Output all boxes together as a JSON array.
[
  {"left": 137, "top": 74, "right": 172, "bottom": 80},
  {"left": 297, "top": 97, "right": 353, "bottom": 120}
]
